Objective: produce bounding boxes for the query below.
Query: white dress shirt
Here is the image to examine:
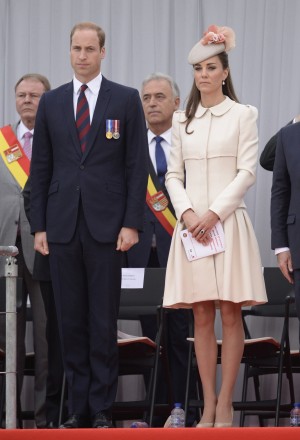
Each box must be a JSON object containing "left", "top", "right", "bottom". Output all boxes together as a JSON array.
[
  {"left": 73, "top": 73, "right": 102, "bottom": 122},
  {"left": 17, "top": 120, "right": 34, "bottom": 145}
]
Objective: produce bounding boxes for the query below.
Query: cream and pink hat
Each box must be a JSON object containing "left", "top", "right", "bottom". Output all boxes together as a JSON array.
[{"left": 188, "top": 24, "right": 236, "bottom": 65}]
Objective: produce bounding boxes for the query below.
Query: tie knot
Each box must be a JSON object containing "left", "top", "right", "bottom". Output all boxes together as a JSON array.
[
  {"left": 155, "top": 136, "right": 164, "bottom": 144},
  {"left": 80, "top": 84, "right": 88, "bottom": 93},
  {"left": 24, "top": 131, "right": 33, "bottom": 140}
]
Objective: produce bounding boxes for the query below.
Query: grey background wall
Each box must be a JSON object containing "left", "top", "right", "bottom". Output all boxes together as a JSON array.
[{"left": 1, "top": 0, "right": 300, "bottom": 264}]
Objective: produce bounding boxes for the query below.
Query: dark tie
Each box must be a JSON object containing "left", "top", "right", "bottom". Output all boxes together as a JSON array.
[
  {"left": 76, "top": 84, "right": 90, "bottom": 152},
  {"left": 155, "top": 136, "right": 167, "bottom": 185}
]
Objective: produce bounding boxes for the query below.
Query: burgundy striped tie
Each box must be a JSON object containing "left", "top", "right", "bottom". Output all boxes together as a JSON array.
[{"left": 76, "top": 84, "right": 90, "bottom": 152}]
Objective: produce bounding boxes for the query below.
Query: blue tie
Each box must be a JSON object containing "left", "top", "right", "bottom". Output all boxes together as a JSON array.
[{"left": 155, "top": 136, "right": 167, "bottom": 186}]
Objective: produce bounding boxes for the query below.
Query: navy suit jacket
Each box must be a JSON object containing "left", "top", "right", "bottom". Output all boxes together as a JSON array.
[
  {"left": 271, "top": 122, "right": 300, "bottom": 269},
  {"left": 30, "top": 76, "right": 148, "bottom": 243},
  {"left": 23, "top": 175, "right": 51, "bottom": 281}
]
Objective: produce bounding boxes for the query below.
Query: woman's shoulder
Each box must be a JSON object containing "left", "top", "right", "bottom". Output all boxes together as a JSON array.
[
  {"left": 234, "top": 102, "right": 258, "bottom": 118},
  {"left": 173, "top": 109, "right": 187, "bottom": 123}
]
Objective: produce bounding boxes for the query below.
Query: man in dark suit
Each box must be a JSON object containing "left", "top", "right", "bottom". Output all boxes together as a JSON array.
[
  {"left": 127, "top": 72, "right": 180, "bottom": 267},
  {"left": 30, "top": 22, "right": 148, "bottom": 429},
  {"left": 260, "top": 115, "right": 300, "bottom": 171},
  {"left": 127, "top": 73, "right": 196, "bottom": 426},
  {"left": 271, "top": 122, "right": 300, "bottom": 346},
  {"left": 23, "top": 176, "right": 64, "bottom": 428}
]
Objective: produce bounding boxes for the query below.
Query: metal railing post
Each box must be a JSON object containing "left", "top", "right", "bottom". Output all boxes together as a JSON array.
[{"left": 0, "top": 246, "right": 19, "bottom": 429}]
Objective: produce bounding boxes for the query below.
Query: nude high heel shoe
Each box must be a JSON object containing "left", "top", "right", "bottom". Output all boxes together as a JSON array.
[
  {"left": 214, "top": 407, "right": 234, "bottom": 428},
  {"left": 196, "top": 422, "right": 214, "bottom": 428}
]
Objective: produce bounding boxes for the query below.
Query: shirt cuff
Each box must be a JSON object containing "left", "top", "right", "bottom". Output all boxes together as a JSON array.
[{"left": 275, "top": 247, "right": 290, "bottom": 255}]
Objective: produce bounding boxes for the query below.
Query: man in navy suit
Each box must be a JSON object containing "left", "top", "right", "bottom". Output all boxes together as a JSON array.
[
  {"left": 30, "top": 22, "right": 148, "bottom": 428},
  {"left": 271, "top": 122, "right": 300, "bottom": 347}
]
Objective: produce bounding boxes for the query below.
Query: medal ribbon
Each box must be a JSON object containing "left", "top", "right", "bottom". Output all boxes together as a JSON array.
[
  {"left": 106, "top": 119, "right": 113, "bottom": 134},
  {"left": 113, "top": 119, "right": 120, "bottom": 134},
  {"left": 146, "top": 174, "right": 176, "bottom": 236},
  {"left": 0, "top": 125, "right": 30, "bottom": 189}
]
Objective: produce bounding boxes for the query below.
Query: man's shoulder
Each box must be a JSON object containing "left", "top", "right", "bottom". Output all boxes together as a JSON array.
[
  {"left": 281, "top": 120, "right": 300, "bottom": 136},
  {"left": 102, "top": 77, "right": 138, "bottom": 96},
  {"left": 47, "top": 81, "right": 72, "bottom": 96}
]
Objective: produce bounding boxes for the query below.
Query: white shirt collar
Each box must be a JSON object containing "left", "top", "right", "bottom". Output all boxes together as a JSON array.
[
  {"left": 18, "top": 120, "right": 34, "bottom": 140},
  {"left": 148, "top": 127, "right": 172, "bottom": 145},
  {"left": 73, "top": 72, "right": 102, "bottom": 95}
]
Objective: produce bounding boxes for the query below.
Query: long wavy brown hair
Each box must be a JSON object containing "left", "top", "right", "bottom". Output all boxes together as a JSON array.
[{"left": 185, "top": 52, "right": 239, "bottom": 134}]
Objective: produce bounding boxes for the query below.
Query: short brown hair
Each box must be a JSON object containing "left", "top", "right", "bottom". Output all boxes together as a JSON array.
[
  {"left": 15, "top": 73, "right": 51, "bottom": 92},
  {"left": 70, "top": 22, "right": 105, "bottom": 50}
]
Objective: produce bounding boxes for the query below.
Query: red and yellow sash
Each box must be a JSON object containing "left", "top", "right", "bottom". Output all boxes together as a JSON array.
[
  {"left": 146, "top": 173, "right": 176, "bottom": 236},
  {"left": 0, "top": 125, "right": 30, "bottom": 189}
]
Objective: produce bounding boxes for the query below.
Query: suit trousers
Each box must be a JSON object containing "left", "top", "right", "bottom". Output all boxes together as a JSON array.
[
  {"left": 49, "top": 204, "right": 122, "bottom": 417},
  {"left": 39, "top": 281, "right": 64, "bottom": 426}
]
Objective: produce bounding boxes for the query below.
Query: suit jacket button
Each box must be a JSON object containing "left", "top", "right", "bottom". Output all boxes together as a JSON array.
[
  {"left": 80, "top": 165, "right": 84, "bottom": 170},
  {"left": 76, "top": 186, "right": 80, "bottom": 191}
]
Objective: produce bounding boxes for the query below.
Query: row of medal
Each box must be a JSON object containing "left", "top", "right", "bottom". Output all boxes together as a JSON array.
[{"left": 106, "top": 119, "right": 120, "bottom": 139}]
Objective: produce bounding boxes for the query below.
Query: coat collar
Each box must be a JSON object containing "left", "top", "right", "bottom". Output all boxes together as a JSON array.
[{"left": 195, "top": 96, "right": 236, "bottom": 118}]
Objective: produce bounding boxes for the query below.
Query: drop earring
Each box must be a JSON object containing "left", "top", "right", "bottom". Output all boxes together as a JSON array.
[{"left": 222, "top": 80, "right": 225, "bottom": 86}]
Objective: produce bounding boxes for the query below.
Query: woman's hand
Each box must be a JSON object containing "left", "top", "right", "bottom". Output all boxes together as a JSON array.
[{"left": 183, "top": 209, "right": 220, "bottom": 245}]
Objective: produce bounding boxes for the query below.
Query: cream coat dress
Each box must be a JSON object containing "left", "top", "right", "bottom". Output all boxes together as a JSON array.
[{"left": 163, "top": 97, "right": 267, "bottom": 308}]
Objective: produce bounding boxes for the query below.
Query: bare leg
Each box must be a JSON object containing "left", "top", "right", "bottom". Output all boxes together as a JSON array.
[
  {"left": 193, "top": 301, "right": 217, "bottom": 424},
  {"left": 215, "top": 301, "right": 244, "bottom": 425}
]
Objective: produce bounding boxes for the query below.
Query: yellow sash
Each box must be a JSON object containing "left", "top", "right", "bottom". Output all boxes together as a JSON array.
[
  {"left": 146, "top": 174, "right": 176, "bottom": 236},
  {"left": 0, "top": 125, "right": 30, "bottom": 189}
]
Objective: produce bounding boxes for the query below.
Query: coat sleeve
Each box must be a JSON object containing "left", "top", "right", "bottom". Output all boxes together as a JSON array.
[
  {"left": 30, "top": 93, "right": 53, "bottom": 233},
  {"left": 270, "top": 128, "right": 290, "bottom": 249},
  {"left": 165, "top": 111, "right": 194, "bottom": 220},
  {"left": 209, "top": 105, "right": 258, "bottom": 221},
  {"left": 121, "top": 89, "right": 149, "bottom": 230}
]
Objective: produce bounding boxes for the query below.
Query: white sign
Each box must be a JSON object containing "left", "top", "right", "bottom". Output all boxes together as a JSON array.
[{"left": 121, "top": 268, "right": 145, "bottom": 288}]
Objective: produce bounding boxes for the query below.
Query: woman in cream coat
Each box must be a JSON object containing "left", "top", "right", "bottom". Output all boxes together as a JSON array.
[{"left": 163, "top": 25, "right": 267, "bottom": 427}]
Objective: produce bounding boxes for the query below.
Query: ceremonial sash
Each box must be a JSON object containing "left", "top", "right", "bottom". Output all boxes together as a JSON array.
[
  {"left": 0, "top": 125, "right": 30, "bottom": 189},
  {"left": 146, "top": 161, "right": 177, "bottom": 236}
]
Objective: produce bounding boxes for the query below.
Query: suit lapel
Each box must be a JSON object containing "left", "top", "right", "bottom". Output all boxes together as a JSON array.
[
  {"left": 81, "top": 76, "right": 111, "bottom": 161},
  {"left": 62, "top": 82, "right": 82, "bottom": 158}
]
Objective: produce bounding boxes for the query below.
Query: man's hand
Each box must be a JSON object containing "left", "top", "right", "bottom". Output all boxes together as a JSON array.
[
  {"left": 277, "top": 250, "right": 294, "bottom": 284},
  {"left": 116, "top": 227, "right": 139, "bottom": 252},
  {"left": 34, "top": 231, "right": 49, "bottom": 256}
]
